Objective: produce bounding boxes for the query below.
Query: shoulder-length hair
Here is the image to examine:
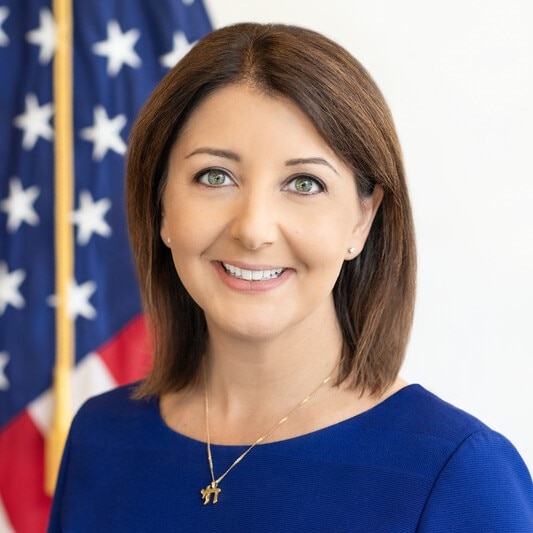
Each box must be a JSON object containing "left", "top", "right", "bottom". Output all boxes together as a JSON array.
[{"left": 126, "top": 23, "right": 416, "bottom": 398}]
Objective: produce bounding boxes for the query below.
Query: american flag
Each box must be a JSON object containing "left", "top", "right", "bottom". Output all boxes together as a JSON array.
[{"left": 0, "top": 1, "right": 212, "bottom": 531}]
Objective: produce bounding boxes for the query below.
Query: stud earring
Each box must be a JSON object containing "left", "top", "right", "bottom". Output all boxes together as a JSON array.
[
  {"left": 167, "top": 237, "right": 171, "bottom": 244},
  {"left": 347, "top": 247, "right": 356, "bottom": 254}
]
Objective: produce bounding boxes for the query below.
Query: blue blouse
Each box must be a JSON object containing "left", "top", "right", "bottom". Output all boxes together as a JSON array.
[{"left": 48, "top": 384, "right": 533, "bottom": 532}]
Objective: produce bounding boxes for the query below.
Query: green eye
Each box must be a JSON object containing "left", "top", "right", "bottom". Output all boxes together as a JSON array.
[
  {"left": 207, "top": 170, "right": 227, "bottom": 185},
  {"left": 286, "top": 175, "right": 323, "bottom": 194},
  {"left": 294, "top": 176, "right": 313, "bottom": 193},
  {"left": 197, "top": 169, "right": 233, "bottom": 187}
]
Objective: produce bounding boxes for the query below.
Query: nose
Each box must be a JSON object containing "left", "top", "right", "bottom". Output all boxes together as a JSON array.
[{"left": 229, "top": 189, "right": 278, "bottom": 250}]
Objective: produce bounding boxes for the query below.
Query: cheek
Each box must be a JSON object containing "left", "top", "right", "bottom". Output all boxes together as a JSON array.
[
  {"left": 292, "top": 203, "right": 359, "bottom": 250},
  {"left": 288, "top": 216, "right": 353, "bottom": 274},
  {"left": 165, "top": 199, "right": 213, "bottom": 249},
  {"left": 169, "top": 227, "right": 215, "bottom": 265}
]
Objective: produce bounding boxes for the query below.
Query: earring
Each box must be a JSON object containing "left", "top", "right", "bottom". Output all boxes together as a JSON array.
[
  {"left": 167, "top": 237, "right": 171, "bottom": 244},
  {"left": 347, "top": 247, "right": 356, "bottom": 254}
]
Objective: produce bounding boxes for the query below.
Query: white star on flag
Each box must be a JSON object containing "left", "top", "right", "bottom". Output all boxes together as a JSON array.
[
  {"left": 67, "top": 280, "right": 97, "bottom": 320},
  {"left": 0, "top": 7, "right": 9, "bottom": 46},
  {"left": 92, "top": 20, "right": 141, "bottom": 77},
  {"left": 1, "top": 177, "right": 40, "bottom": 233},
  {"left": 160, "top": 31, "right": 195, "bottom": 69},
  {"left": 47, "top": 279, "right": 98, "bottom": 320},
  {"left": 0, "top": 352, "right": 9, "bottom": 391},
  {"left": 71, "top": 190, "right": 112, "bottom": 245},
  {"left": 13, "top": 93, "right": 54, "bottom": 150},
  {"left": 26, "top": 8, "right": 56, "bottom": 65},
  {"left": 0, "top": 262, "right": 26, "bottom": 315},
  {"left": 80, "top": 106, "right": 127, "bottom": 161}
]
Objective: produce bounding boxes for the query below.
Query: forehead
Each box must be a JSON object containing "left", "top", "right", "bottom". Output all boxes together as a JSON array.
[{"left": 170, "top": 83, "right": 343, "bottom": 164}]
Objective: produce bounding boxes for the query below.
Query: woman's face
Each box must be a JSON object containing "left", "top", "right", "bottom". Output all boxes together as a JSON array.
[{"left": 160, "top": 83, "right": 381, "bottom": 341}]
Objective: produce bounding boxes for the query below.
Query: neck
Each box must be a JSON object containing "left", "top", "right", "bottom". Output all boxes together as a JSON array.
[{"left": 203, "top": 301, "right": 342, "bottom": 419}]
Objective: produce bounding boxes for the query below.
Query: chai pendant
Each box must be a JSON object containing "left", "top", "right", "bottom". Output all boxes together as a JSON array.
[{"left": 201, "top": 481, "right": 221, "bottom": 505}]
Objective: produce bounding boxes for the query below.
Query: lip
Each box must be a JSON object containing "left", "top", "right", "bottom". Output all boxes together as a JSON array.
[{"left": 213, "top": 261, "right": 293, "bottom": 292}]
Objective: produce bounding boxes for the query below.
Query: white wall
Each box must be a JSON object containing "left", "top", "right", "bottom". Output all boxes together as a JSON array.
[{"left": 204, "top": 0, "right": 533, "bottom": 468}]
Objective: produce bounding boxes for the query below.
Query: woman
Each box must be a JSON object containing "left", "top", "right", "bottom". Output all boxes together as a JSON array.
[{"left": 49, "top": 23, "right": 532, "bottom": 531}]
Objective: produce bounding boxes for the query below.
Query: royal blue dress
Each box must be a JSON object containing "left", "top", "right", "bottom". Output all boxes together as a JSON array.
[{"left": 48, "top": 383, "right": 533, "bottom": 532}]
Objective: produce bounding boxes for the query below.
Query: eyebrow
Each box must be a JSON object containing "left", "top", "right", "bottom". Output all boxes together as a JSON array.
[
  {"left": 285, "top": 157, "right": 339, "bottom": 175},
  {"left": 186, "top": 147, "right": 240, "bottom": 161},
  {"left": 185, "top": 148, "right": 338, "bottom": 174}
]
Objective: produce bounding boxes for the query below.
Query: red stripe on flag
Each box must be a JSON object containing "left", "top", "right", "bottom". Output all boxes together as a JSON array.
[
  {"left": 0, "top": 412, "right": 51, "bottom": 533},
  {"left": 98, "top": 314, "right": 152, "bottom": 385}
]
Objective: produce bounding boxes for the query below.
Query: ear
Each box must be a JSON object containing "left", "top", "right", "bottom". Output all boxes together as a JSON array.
[
  {"left": 160, "top": 214, "right": 171, "bottom": 248},
  {"left": 345, "top": 185, "right": 384, "bottom": 260}
]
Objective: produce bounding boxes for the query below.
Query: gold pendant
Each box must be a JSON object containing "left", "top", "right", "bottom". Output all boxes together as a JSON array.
[{"left": 201, "top": 481, "right": 221, "bottom": 505}]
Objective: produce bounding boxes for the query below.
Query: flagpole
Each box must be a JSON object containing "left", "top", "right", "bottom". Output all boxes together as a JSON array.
[{"left": 45, "top": 0, "right": 74, "bottom": 496}]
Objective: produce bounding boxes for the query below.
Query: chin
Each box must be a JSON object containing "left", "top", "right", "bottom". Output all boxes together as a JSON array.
[{"left": 208, "top": 315, "right": 290, "bottom": 342}]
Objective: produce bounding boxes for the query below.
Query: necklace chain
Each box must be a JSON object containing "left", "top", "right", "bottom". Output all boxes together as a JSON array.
[{"left": 200, "top": 362, "right": 336, "bottom": 505}]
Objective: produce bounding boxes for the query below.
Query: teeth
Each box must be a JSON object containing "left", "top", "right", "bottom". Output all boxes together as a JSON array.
[{"left": 223, "top": 263, "right": 284, "bottom": 281}]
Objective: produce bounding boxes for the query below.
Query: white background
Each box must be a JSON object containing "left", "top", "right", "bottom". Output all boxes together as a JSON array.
[{"left": 204, "top": 0, "right": 533, "bottom": 469}]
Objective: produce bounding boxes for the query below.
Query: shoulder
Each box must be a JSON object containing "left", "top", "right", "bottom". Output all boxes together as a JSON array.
[
  {"left": 69, "top": 382, "right": 160, "bottom": 446},
  {"left": 76, "top": 381, "right": 143, "bottom": 410},
  {"left": 416, "top": 427, "right": 533, "bottom": 531},
  {"left": 374, "top": 384, "right": 488, "bottom": 442},
  {"left": 355, "top": 384, "right": 494, "bottom": 468},
  {"left": 74, "top": 382, "right": 148, "bottom": 419},
  {"left": 387, "top": 386, "right": 533, "bottom": 531}
]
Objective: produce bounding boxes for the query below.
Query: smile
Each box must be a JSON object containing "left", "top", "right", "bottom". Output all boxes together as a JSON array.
[{"left": 222, "top": 263, "right": 285, "bottom": 281}]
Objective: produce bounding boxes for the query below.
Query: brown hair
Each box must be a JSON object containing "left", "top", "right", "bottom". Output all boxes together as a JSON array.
[{"left": 126, "top": 23, "right": 416, "bottom": 398}]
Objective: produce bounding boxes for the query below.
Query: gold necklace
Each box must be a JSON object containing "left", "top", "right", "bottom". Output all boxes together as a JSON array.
[{"left": 200, "top": 363, "right": 336, "bottom": 505}]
